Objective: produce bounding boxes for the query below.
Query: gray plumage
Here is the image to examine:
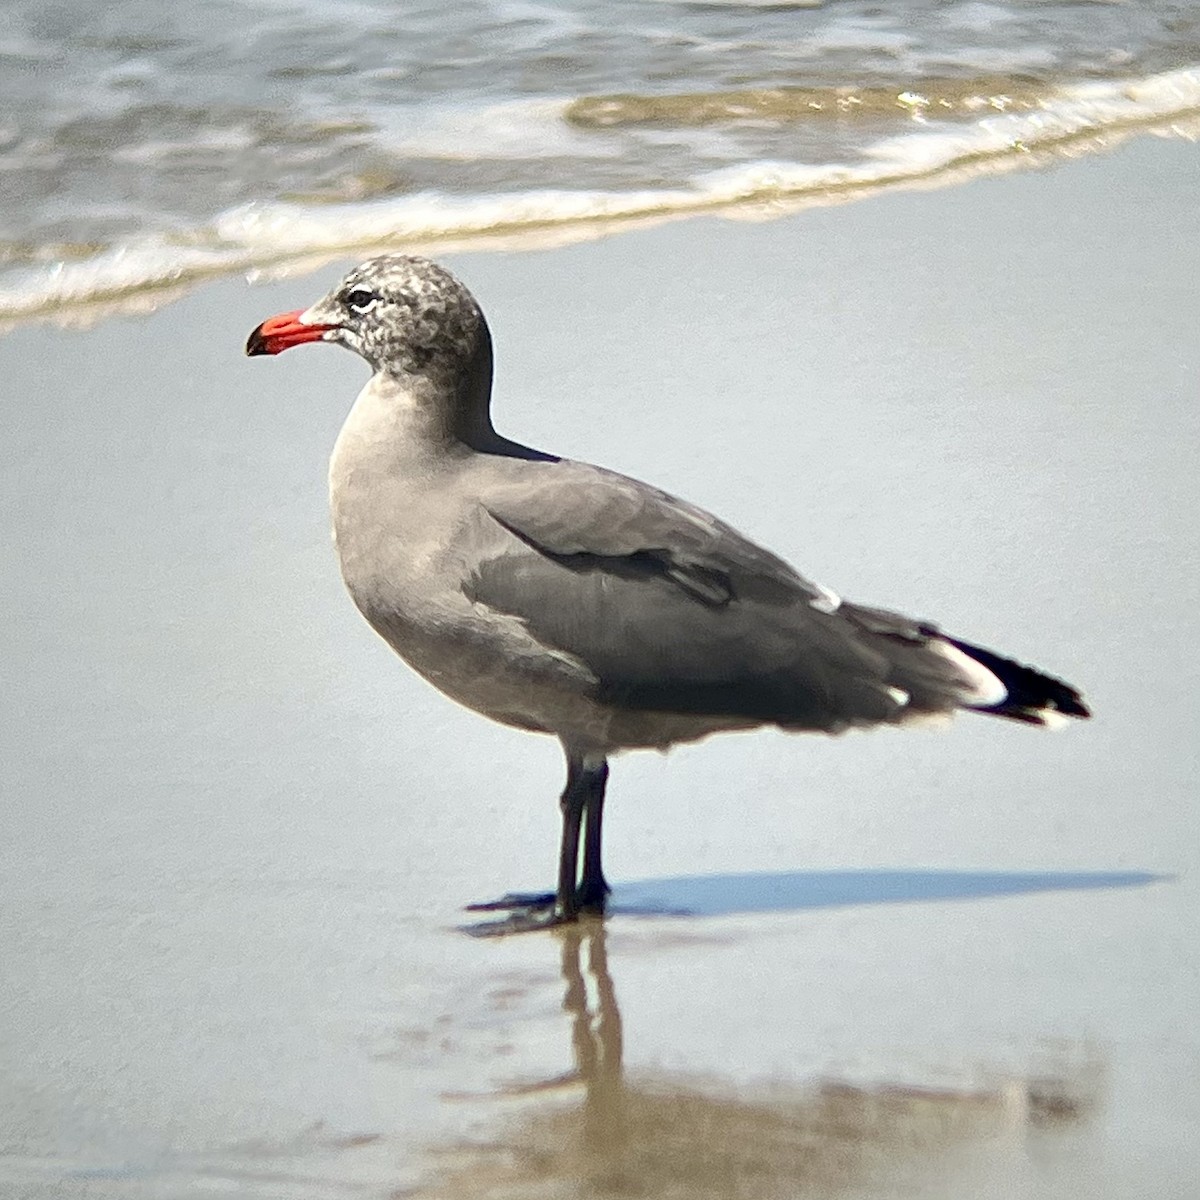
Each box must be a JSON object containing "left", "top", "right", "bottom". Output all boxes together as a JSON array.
[{"left": 246, "top": 254, "right": 1089, "bottom": 928}]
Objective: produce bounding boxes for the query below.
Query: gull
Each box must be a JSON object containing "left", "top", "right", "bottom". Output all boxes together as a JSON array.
[{"left": 246, "top": 255, "right": 1089, "bottom": 930}]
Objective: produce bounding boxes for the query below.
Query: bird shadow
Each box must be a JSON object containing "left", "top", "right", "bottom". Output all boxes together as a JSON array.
[{"left": 609, "top": 867, "right": 1168, "bottom": 918}]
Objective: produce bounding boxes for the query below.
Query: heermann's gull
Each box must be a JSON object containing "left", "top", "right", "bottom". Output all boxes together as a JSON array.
[{"left": 246, "top": 254, "right": 1090, "bottom": 930}]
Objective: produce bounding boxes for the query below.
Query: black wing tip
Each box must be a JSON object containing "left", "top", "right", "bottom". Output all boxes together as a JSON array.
[
  {"left": 1022, "top": 676, "right": 1091, "bottom": 722},
  {"left": 947, "top": 636, "right": 1091, "bottom": 723},
  {"left": 1056, "top": 692, "right": 1092, "bottom": 720},
  {"left": 981, "top": 694, "right": 1090, "bottom": 726}
]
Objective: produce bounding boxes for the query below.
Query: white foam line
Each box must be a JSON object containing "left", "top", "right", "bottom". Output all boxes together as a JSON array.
[{"left": 3, "top": 65, "right": 1199, "bottom": 328}]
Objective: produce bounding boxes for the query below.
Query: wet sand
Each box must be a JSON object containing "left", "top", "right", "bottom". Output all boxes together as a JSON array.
[{"left": 1, "top": 133, "right": 1198, "bottom": 1198}]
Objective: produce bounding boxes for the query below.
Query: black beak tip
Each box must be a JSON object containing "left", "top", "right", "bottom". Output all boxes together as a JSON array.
[{"left": 245, "top": 325, "right": 268, "bottom": 357}]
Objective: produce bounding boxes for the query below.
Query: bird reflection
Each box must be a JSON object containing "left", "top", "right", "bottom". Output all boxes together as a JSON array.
[
  {"left": 422, "top": 922, "right": 1102, "bottom": 1199},
  {"left": 562, "top": 922, "right": 625, "bottom": 1155}
]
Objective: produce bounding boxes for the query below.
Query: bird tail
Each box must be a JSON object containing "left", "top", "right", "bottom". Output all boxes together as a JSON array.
[
  {"left": 943, "top": 636, "right": 1091, "bottom": 726},
  {"left": 837, "top": 603, "right": 1091, "bottom": 728}
]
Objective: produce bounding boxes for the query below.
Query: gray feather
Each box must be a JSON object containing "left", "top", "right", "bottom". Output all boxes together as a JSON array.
[{"left": 465, "top": 460, "right": 923, "bottom": 731}]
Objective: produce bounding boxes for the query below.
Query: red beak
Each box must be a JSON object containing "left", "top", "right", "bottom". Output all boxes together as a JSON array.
[{"left": 245, "top": 309, "right": 337, "bottom": 356}]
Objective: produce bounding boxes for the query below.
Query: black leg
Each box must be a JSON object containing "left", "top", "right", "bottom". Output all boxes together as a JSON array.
[
  {"left": 462, "top": 748, "right": 603, "bottom": 935},
  {"left": 578, "top": 758, "right": 611, "bottom": 911},
  {"left": 555, "top": 757, "right": 587, "bottom": 920}
]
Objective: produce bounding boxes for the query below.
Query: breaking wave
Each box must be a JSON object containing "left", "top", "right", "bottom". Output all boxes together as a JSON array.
[{"left": 2, "top": 66, "right": 1198, "bottom": 330}]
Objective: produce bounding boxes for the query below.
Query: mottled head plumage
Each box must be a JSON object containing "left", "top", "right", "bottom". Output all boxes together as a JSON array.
[{"left": 301, "top": 254, "right": 487, "bottom": 381}]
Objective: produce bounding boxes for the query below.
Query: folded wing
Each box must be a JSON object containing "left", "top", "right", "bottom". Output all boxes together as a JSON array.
[{"left": 464, "top": 461, "right": 1008, "bottom": 732}]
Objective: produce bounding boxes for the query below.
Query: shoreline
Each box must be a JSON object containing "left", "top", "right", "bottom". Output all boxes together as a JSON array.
[
  {"left": 2, "top": 130, "right": 1198, "bottom": 1199},
  {"left": 3, "top": 111, "right": 1198, "bottom": 335}
]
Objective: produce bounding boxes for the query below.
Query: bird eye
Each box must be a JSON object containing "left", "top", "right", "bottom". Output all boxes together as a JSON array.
[{"left": 344, "top": 288, "right": 380, "bottom": 314}]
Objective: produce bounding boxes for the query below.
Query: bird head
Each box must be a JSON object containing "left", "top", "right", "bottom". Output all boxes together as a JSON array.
[{"left": 245, "top": 254, "right": 487, "bottom": 383}]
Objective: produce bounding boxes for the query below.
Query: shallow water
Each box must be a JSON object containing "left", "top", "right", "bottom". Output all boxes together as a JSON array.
[{"left": 1, "top": 137, "right": 1199, "bottom": 1197}]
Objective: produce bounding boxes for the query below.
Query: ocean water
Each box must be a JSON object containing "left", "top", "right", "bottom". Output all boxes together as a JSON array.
[{"left": 2, "top": 0, "right": 1199, "bottom": 325}]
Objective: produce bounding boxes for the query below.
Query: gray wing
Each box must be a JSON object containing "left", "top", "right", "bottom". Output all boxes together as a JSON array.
[{"left": 464, "top": 460, "right": 934, "bottom": 731}]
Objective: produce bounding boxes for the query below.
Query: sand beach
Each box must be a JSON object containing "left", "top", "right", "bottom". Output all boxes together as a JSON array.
[{"left": 1, "top": 130, "right": 1198, "bottom": 1197}]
